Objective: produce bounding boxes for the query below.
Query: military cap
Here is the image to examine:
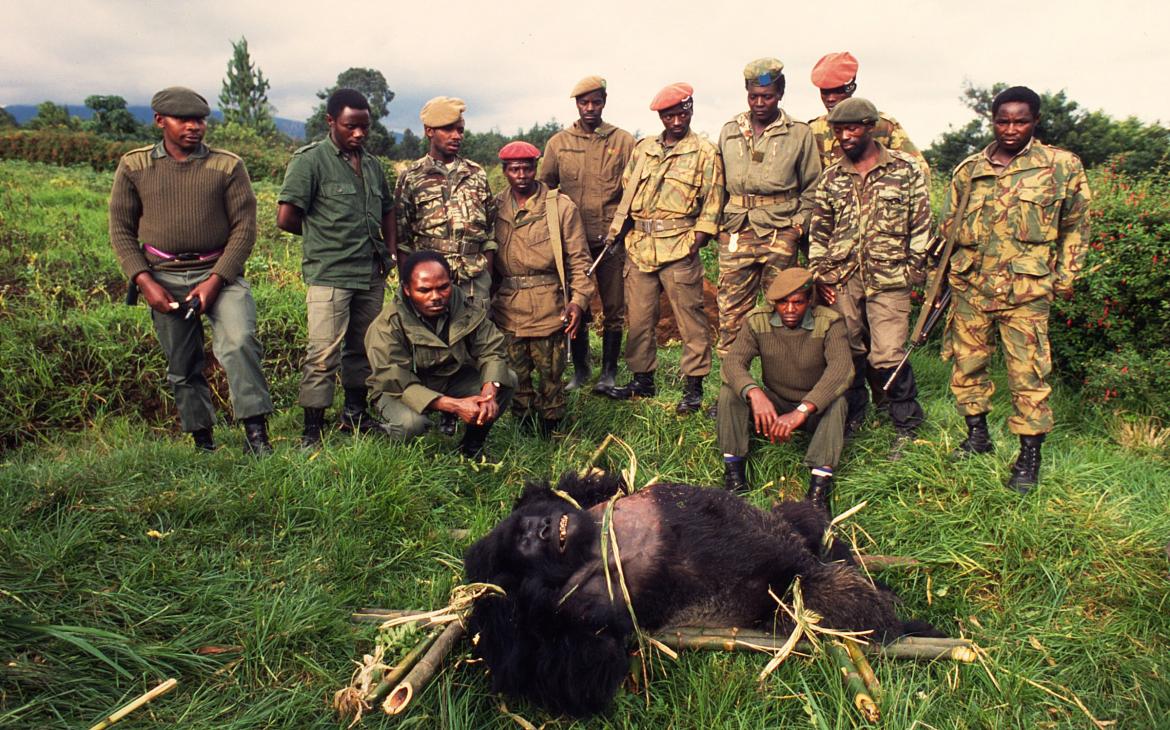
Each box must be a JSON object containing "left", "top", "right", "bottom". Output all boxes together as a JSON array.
[
  {"left": 150, "top": 87, "right": 210, "bottom": 117},
  {"left": 743, "top": 57, "right": 784, "bottom": 87},
  {"left": 420, "top": 96, "right": 466, "bottom": 128},
  {"left": 810, "top": 52, "right": 859, "bottom": 89},
  {"left": 766, "top": 267, "right": 813, "bottom": 301},
  {"left": 570, "top": 75, "right": 606, "bottom": 98},
  {"left": 498, "top": 140, "right": 541, "bottom": 161},
  {"left": 827, "top": 97, "right": 878, "bottom": 125},
  {"left": 650, "top": 82, "right": 694, "bottom": 112}
]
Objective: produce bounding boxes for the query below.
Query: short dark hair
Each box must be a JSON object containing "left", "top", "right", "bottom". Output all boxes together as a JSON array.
[
  {"left": 327, "top": 88, "right": 370, "bottom": 119},
  {"left": 744, "top": 73, "right": 785, "bottom": 97},
  {"left": 401, "top": 250, "right": 451, "bottom": 287},
  {"left": 992, "top": 86, "right": 1041, "bottom": 118}
]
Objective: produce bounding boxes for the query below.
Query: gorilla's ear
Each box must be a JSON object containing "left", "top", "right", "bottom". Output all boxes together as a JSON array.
[{"left": 513, "top": 481, "right": 559, "bottom": 510}]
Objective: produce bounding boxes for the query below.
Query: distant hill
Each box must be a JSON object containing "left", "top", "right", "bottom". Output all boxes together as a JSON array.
[{"left": 4, "top": 104, "right": 306, "bottom": 140}]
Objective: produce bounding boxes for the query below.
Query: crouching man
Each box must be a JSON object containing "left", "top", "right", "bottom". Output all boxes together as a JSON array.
[
  {"left": 716, "top": 268, "right": 853, "bottom": 512},
  {"left": 365, "top": 251, "right": 516, "bottom": 459}
]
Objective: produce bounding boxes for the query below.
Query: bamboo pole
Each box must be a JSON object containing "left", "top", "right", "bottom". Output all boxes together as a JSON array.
[
  {"left": 350, "top": 609, "right": 431, "bottom": 625},
  {"left": 844, "top": 640, "right": 881, "bottom": 701},
  {"left": 829, "top": 642, "right": 880, "bottom": 723},
  {"left": 855, "top": 555, "right": 922, "bottom": 570},
  {"left": 88, "top": 678, "right": 178, "bottom": 730},
  {"left": 364, "top": 630, "right": 442, "bottom": 706},
  {"left": 382, "top": 621, "right": 466, "bottom": 715}
]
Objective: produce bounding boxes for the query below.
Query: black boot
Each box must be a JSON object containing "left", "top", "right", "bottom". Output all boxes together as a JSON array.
[
  {"left": 605, "top": 371, "right": 655, "bottom": 400},
  {"left": 439, "top": 412, "right": 458, "bottom": 436},
  {"left": 242, "top": 416, "right": 273, "bottom": 456},
  {"left": 592, "top": 330, "right": 623, "bottom": 395},
  {"left": 1006, "top": 434, "right": 1045, "bottom": 494},
  {"left": 806, "top": 470, "right": 835, "bottom": 514},
  {"left": 843, "top": 355, "right": 870, "bottom": 438},
  {"left": 339, "top": 387, "right": 381, "bottom": 434},
  {"left": 460, "top": 423, "right": 492, "bottom": 460},
  {"left": 301, "top": 407, "right": 326, "bottom": 448},
  {"left": 566, "top": 329, "right": 592, "bottom": 391},
  {"left": 539, "top": 418, "right": 559, "bottom": 438},
  {"left": 876, "top": 365, "right": 925, "bottom": 460},
  {"left": 676, "top": 375, "right": 704, "bottom": 415},
  {"left": 191, "top": 428, "right": 216, "bottom": 452},
  {"left": 954, "top": 413, "right": 994, "bottom": 457},
  {"left": 723, "top": 460, "right": 749, "bottom": 493}
]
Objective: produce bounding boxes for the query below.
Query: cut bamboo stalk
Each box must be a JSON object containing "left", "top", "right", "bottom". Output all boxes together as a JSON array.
[
  {"left": 364, "top": 630, "right": 442, "bottom": 706},
  {"left": 829, "top": 642, "right": 880, "bottom": 722},
  {"left": 580, "top": 434, "right": 616, "bottom": 475},
  {"left": 844, "top": 640, "right": 881, "bottom": 701},
  {"left": 88, "top": 678, "right": 178, "bottom": 730},
  {"left": 856, "top": 555, "right": 922, "bottom": 570},
  {"left": 382, "top": 621, "right": 466, "bottom": 715}
]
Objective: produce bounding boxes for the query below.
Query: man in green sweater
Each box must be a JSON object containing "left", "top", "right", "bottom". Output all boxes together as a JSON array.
[
  {"left": 716, "top": 267, "right": 853, "bottom": 511},
  {"left": 108, "top": 86, "right": 273, "bottom": 454}
]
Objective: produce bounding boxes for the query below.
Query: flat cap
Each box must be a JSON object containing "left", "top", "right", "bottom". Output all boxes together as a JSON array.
[
  {"left": 420, "top": 96, "right": 466, "bottom": 128},
  {"left": 650, "top": 82, "right": 694, "bottom": 112},
  {"left": 810, "top": 52, "right": 859, "bottom": 89},
  {"left": 151, "top": 87, "right": 210, "bottom": 117},
  {"left": 570, "top": 75, "right": 606, "bottom": 98},
  {"left": 743, "top": 57, "right": 784, "bottom": 87},
  {"left": 498, "top": 140, "right": 541, "bottom": 161},
  {"left": 766, "top": 267, "right": 813, "bottom": 301},
  {"left": 827, "top": 97, "right": 878, "bottom": 125}
]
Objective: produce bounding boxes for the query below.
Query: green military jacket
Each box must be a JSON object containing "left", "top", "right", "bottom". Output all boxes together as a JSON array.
[
  {"left": 613, "top": 130, "right": 724, "bottom": 272},
  {"left": 939, "top": 139, "right": 1091, "bottom": 311},
  {"left": 365, "top": 286, "right": 515, "bottom": 414},
  {"left": 539, "top": 121, "right": 636, "bottom": 247},
  {"left": 718, "top": 110, "right": 822, "bottom": 237},
  {"left": 278, "top": 137, "right": 393, "bottom": 288},
  {"left": 395, "top": 155, "right": 498, "bottom": 282},
  {"left": 809, "top": 111, "right": 929, "bottom": 184},
  {"left": 808, "top": 144, "right": 932, "bottom": 295}
]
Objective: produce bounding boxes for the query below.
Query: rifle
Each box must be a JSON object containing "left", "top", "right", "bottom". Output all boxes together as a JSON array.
[
  {"left": 587, "top": 148, "right": 647, "bottom": 279},
  {"left": 585, "top": 219, "right": 632, "bottom": 278}
]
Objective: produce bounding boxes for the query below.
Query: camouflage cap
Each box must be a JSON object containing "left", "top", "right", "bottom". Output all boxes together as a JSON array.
[
  {"left": 650, "top": 82, "right": 694, "bottom": 112},
  {"left": 810, "top": 52, "right": 859, "bottom": 89},
  {"left": 765, "top": 267, "right": 813, "bottom": 301},
  {"left": 743, "top": 58, "right": 784, "bottom": 87},
  {"left": 498, "top": 140, "right": 541, "bottom": 161},
  {"left": 570, "top": 75, "right": 606, "bottom": 98},
  {"left": 420, "top": 96, "right": 466, "bottom": 128},
  {"left": 827, "top": 97, "right": 878, "bottom": 125},
  {"left": 150, "top": 87, "right": 210, "bottom": 117}
]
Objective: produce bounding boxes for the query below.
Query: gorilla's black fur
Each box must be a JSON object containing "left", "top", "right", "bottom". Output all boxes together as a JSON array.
[{"left": 464, "top": 471, "right": 939, "bottom": 716}]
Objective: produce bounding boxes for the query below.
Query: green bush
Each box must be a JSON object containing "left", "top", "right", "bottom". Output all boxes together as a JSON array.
[{"left": 0, "top": 130, "right": 142, "bottom": 170}]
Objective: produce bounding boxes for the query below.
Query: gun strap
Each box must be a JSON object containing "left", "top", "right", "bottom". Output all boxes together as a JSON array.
[
  {"left": 608, "top": 149, "right": 649, "bottom": 239},
  {"left": 544, "top": 189, "right": 569, "bottom": 302},
  {"left": 910, "top": 181, "right": 973, "bottom": 343}
]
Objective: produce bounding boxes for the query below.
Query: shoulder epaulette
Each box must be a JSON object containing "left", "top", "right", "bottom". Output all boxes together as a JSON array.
[
  {"left": 118, "top": 145, "right": 155, "bottom": 171},
  {"left": 811, "top": 306, "right": 841, "bottom": 338},
  {"left": 292, "top": 140, "right": 321, "bottom": 155},
  {"left": 747, "top": 308, "right": 774, "bottom": 334}
]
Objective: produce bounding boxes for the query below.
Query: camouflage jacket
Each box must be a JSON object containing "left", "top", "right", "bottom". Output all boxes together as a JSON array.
[
  {"left": 809, "top": 145, "right": 932, "bottom": 295},
  {"left": 612, "top": 130, "right": 724, "bottom": 272},
  {"left": 539, "top": 121, "right": 636, "bottom": 247},
  {"left": 809, "top": 112, "right": 930, "bottom": 185},
  {"left": 395, "top": 155, "right": 498, "bottom": 281},
  {"left": 939, "top": 140, "right": 1091, "bottom": 311},
  {"left": 717, "top": 110, "right": 821, "bottom": 237}
]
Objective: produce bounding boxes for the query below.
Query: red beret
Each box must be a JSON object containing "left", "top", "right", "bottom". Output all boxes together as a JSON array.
[
  {"left": 649, "top": 82, "right": 694, "bottom": 112},
  {"left": 497, "top": 140, "right": 541, "bottom": 161},
  {"left": 810, "top": 52, "right": 859, "bottom": 89}
]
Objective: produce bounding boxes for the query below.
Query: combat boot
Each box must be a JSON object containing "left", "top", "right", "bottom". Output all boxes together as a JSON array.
[
  {"left": 539, "top": 418, "right": 559, "bottom": 439},
  {"left": 723, "top": 459, "right": 749, "bottom": 493},
  {"left": 953, "top": 413, "right": 994, "bottom": 457},
  {"left": 191, "top": 428, "right": 216, "bottom": 452},
  {"left": 439, "top": 412, "right": 458, "bottom": 436},
  {"left": 301, "top": 407, "right": 326, "bottom": 448},
  {"left": 460, "top": 423, "right": 492, "bottom": 461},
  {"left": 805, "top": 469, "right": 835, "bottom": 514},
  {"left": 1006, "top": 434, "right": 1045, "bottom": 494},
  {"left": 676, "top": 375, "right": 704, "bottom": 415},
  {"left": 339, "top": 387, "right": 381, "bottom": 434},
  {"left": 592, "top": 330, "right": 622, "bottom": 395},
  {"left": 605, "top": 371, "right": 656, "bottom": 400},
  {"left": 242, "top": 416, "right": 273, "bottom": 456},
  {"left": 566, "top": 330, "right": 592, "bottom": 391}
]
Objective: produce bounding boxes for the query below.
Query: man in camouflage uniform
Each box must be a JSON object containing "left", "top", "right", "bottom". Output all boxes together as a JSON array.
[
  {"left": 540, "top": 75, "right": 636, "bottom": 394},
  {"left": 808, "top": 52, "right": 929, "bottom": 183},
  {"left": 809, "top": 98, "right": 931, "bottom": 455},
  {"left": 940, "top": 86, "right": 1090, "bottom": 492},
  {"left": 600, "top": 82, "right": 723, "bottom": 415},
  {"left": 494, "top": 141, "right": 595, "bottom": 437},
  {"left": 716, "top": 58, "right": 821, "bottom": 357},
  {"left": 396, "top": 97, "right": 497, "bottom": 304}
]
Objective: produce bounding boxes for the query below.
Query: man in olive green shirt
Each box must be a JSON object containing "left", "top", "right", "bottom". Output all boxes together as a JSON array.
[{"left": 278, "top": 88, "right": 396, "bottom": 447}]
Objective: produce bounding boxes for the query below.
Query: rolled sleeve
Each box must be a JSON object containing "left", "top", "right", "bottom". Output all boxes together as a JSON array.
[{"left": 277, "top": 154, "right": 314, "bottom": 212}]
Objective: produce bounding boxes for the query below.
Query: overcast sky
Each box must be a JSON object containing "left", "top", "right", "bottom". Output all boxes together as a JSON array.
[{"left": 3, "top": 0, "right": 1168, "bottom": 147}]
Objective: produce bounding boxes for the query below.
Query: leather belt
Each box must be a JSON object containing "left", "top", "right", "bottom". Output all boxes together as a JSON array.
[
  {"left": 499, "top": 273, "right": 559, "bottom": 291},
  {"left": 632, "top": 217, "right": 696, "bottom": 234},
  {"left": 143, "top": 244, "right": 224, "bottom": 262},
  {"left": 727, "top": 192, "right": 795, "bottom": 208},
  {"left": 415, "top": 236, "right": 482, "bottom": 256}
]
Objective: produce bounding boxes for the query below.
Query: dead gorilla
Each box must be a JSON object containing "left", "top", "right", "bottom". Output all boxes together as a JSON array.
[{"left": 464, "top": 471, "right": 941, "bottom": 716}]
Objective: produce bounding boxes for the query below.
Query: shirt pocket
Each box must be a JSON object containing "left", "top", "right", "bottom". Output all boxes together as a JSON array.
[
  {"left": 1013, "top": 187, "right": 1063, "bottom": 244},
  {"left": 559, "top": 148, "right": 585, "bottom": 183},
  {"left": 1008, "top": 255, "right": 1054, "bottom": 302},
  {"left": 600, "top": 146, "right": 625, "bottom": 183},
  {"left": 947, "top": 247, "right": 978, "bottom": 292},
  {"left": 956, "top": 193, "right": 988, "bottom": 247},
  {"left": 657, "top": 155, "right": 700, "bottom": 215},
  {"left": 874, "top": 189, "right": 909, "bottom": 236},
  {"left": 324, "top": 181, "right": 358, "bottom": 198}
]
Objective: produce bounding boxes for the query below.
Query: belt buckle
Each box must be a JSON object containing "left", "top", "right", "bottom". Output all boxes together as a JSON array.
[
  {"left": 653, "top": 220, "right": 665, "bottom": 232},
  {"left": 175, "top": 252, "right": 202, "bottom": 261}
]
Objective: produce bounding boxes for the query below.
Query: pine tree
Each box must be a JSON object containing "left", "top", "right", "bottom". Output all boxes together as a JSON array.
[
  {"left": 305, "top": 67, "right": 395, "bottom": 156},
  {"left": 218, "top": 36, "right": 277, "bottom": 138}
]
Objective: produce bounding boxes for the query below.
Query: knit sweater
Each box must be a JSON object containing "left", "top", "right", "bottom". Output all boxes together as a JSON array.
[
  {"left": 108, "top": 142, "right": 257, "bottom": 282},
  {"left": 720, "top": 305, "right": 854, "bottom": 412}
]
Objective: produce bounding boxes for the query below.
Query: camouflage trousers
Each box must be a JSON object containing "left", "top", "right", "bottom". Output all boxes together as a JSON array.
[
  {"left": 505, "top": 332, "right": 568, "bottom": 421},
  {"left": 946, "top": 294, "right": 1053, "bottom": 435},
  {"left": 716, "top": 227, "right": 797, "bottom": 356}
]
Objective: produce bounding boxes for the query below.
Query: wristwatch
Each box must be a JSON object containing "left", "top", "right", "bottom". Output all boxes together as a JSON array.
[{"left": 796, "top": 402, "right": 811, "bottom": 415}]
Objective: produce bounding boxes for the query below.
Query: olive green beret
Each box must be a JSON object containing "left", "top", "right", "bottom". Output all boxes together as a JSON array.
[
  {"left": 569, "top": 75, "right": 606, "bottom": 98},
  {"left": 765, "top": 267, "right": 813, "bottom": 301},
  {"left": 150, "top": 87, "right": 210, "bottom": 118},
  {"left": 420, "top": 96, "right": 466, "bottom": 128},
  {"left": 743, "top": 57, "right": 784, "bottom": 86},
  {"left": 827, "top": 97, "right": 878, "bottom": 125}
]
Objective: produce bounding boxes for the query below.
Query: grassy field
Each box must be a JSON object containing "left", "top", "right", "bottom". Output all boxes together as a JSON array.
[{"left": 1, "top": 159, "right": 1169, "bottom": 728}]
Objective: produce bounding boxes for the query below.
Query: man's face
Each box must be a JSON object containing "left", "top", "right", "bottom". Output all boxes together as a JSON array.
[
  {"left": 503, "top": 160, "right": 538, "bottom": 196},
  {"left": 746, "top": 83, "right": 781, "bottom": 123},
  {"left": 155, "top": 114, "right": 206, "bottom": 153},
  {"left": 993, "top": 101, "right": 1037, "bottom": 156},
  {"left": 773, "top": 288, "right": 811, "bottom": 329},
  {"left": 327, "top": 106, "right": 371, "bottom": 152},
  {"left": 404, "top": 261, "right": 453, "bottom": 318},
  {"left": 575, "top": 90, "right": 606, "bottom": 127},
  {"left": 831, "top": 122, "right": 874, "bottom": 162},
  {"left": 658, "top": 105, "right": 692, "bottom": 141},
  {"left": 426, "top": 120, "right": 465, "bottom": 159},
  {"left": 820, "top": 86, "right": 853, "bottom": 113}
]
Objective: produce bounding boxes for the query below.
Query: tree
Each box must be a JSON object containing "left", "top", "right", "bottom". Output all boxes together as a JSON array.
[
  {"left": 83, "top": 95, "right": 146, "bottom": 140},
  {"left": 25, "top": 101, "right": 80, "bottom": 131},
  {"left": 397, "top": 127, "right": 422, "bottom": 159},
  {"left": 0, "top": 106, "right": 17, "bottom": 129},
  {"left": 218, "top": 36, "right": 277, "bottom": 138},
  {"left": 305, "top": 67, "right": 395, "bottom": 156}
]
